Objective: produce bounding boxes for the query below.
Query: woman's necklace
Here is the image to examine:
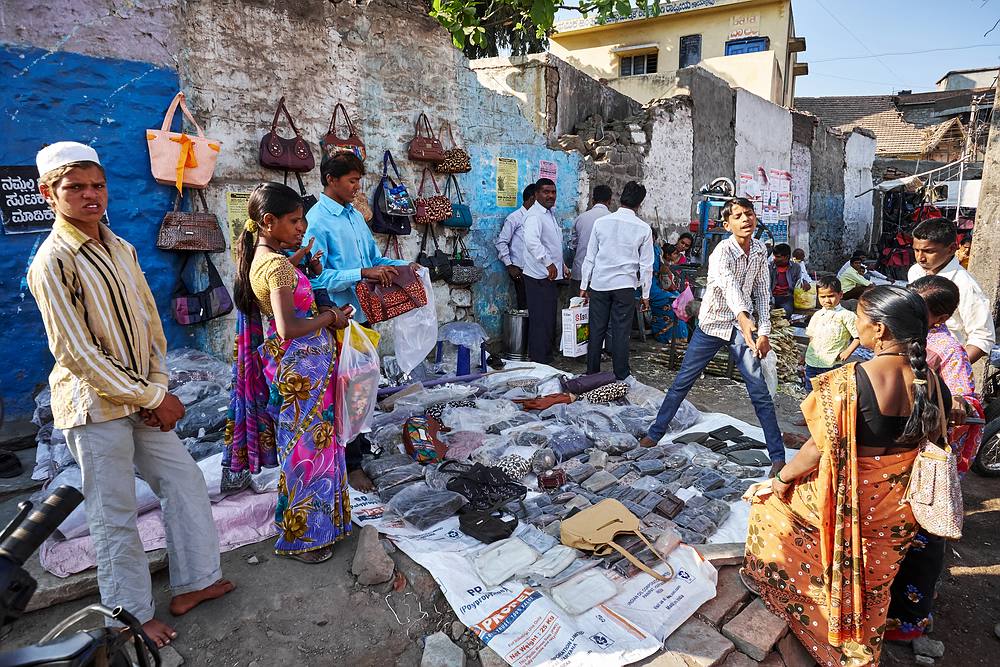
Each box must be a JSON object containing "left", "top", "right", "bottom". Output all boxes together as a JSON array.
[{"left": 876, "top": 351, "right": 908, "bottom": 357}]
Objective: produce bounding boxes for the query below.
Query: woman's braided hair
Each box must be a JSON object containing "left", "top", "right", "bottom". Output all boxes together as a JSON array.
[{"left": 858, "top": 286, "right": 941, "bottom": 445}]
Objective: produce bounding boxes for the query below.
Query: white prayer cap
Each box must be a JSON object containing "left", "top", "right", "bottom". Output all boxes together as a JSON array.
[{"left": 36, "top": 142, "right": 102, "bottom": 178}]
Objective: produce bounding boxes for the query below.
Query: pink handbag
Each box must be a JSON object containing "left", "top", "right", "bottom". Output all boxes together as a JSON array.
[
  {"left": 147, "top": 92, "right": 221, "bottom": 192},
  {"left": 672, "top": 283, "right": 695, "bottom": 322}
]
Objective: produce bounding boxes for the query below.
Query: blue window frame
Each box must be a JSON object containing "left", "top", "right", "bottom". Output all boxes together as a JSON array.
[{"left": 724, "top": 37, "right": 769, "bottom": 56}]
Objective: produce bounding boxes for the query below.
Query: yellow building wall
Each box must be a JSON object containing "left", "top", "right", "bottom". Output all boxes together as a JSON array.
[{"left": 549, "top": 0, "right": 795, "bottom": 105}]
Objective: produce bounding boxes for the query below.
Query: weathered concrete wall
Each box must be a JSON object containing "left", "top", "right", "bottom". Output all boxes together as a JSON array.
[
  {"left": 643, "top": 98, "right": 695, "bottom": 237},
  {"left": 734, "top": 89, "right": 792, "bottom": 181},
  {"left": 790, "top": 142, "right": 812, "bottom": 253},
  {"left": 470, "top": 53, "right": 639, "bottom": 144},
  {"left": 842, "top": 129, "right": 877, "bottom": 254},
  {"left": 0, "top": 0, "right": 582, "bottom": 417},
  {"left": 969, "top": 82, "right": 1000, "bottom": 361},
  {"left": 808, "top": 126, "right": 848, "bottom": 272},
  {"left": 677, "top": 67, "right": 735, "bottom": 220}
]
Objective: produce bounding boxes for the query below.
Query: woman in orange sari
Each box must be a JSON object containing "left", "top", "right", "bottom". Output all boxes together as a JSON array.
[{"left": 743, "top": 286, "right": 953, "bottom": 666}]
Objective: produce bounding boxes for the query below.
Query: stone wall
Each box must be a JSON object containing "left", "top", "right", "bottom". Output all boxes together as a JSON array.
[
  {"left": 808, "top": 125, "right": 848, "bottom": 272},
  {"left": 843, "top": 129, "right": 877, "bottom": 254},
  {"left": 733, "top": 89, "right": 792, "bottom": 185},
  {"left": 677, "top": 67, "right": 736, "bottom": 221},
  {"left": 0, "top": 0, "right": 583, "bottom": 417}
]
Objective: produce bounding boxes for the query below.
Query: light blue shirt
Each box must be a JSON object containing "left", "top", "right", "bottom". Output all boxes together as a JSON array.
[{"left": 305, "top": 192, "right": 408, "bottom": 322}]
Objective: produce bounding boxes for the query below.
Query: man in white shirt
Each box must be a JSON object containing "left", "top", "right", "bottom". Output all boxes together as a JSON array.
[
  {"left": 579, "top": 181, "right": 653, "bottom": 380},
  {"left": 570, "top": 185, "right": 613, "bottom": 294},
  {"left": 522, "top": 178, "right": 568, "bottom": 363},
  {"left": 908, "top": 218, "right": 995, "bottom": 363},
  {"left": 495, "top": 183, "right": 536, "bottom": 309}
]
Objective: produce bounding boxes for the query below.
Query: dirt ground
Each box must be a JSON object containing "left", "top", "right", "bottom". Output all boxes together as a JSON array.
[{"left": 3, "top": 340, "right": 998, "bottom": 666}]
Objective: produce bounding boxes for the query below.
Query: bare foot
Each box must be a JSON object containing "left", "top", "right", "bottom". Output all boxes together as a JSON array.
[
  {"left": 141, "top": 618, "right": 177, "bottom": 648},
  {"left": 639, "top": 436, "right": 657, "bottom": 448},
  {"left": 348, "top": 469, "right": 374, "bottom": 492},
  {"left": 168, "top": 579, "right": 235, "bottom": 617}
]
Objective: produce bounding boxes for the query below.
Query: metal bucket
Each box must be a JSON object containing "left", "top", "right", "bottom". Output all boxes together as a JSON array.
[{"left": 504, "top": 309, "right": 530, "bottom": 360}]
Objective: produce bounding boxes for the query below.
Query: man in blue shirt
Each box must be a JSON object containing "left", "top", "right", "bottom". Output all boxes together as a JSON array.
[{"left": 306, "top": 151, "right": 418, "bottom": 491}]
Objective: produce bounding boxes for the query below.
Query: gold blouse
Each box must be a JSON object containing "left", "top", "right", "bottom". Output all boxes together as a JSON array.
[{"left": 249, "top": 252, "right": 298, "bottom": 317}]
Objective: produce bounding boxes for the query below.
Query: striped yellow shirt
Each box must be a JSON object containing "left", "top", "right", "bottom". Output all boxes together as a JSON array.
[{"left": 27, "top": 216, "right": 168, "bottom": 430}]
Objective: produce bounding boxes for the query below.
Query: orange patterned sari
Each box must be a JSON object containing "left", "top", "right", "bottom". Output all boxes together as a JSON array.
[{"left": 742, "top": 363, "right": 918, "bottom": 666}]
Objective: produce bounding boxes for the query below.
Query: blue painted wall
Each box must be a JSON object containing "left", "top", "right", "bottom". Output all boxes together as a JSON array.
[
  {"left": 0, "top": 45, "right": 200, "bottom": 419},
  {"left": 461, "top": 146, "right": 581, "bottom": 335}
]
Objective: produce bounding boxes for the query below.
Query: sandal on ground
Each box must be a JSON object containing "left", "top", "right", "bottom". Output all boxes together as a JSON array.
[
  {"left": 739, "top": 571, "right": 760, "bottom": 596},
  {"left": 282, "top": 547, "right": 334, "bottom": 564}
]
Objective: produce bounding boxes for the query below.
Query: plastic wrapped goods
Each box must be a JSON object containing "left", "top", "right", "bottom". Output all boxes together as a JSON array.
[
  {"left": 548, "top": 427, "right": 590, "bottom": 462},
  {"left": 443, "top": 430, "right": 486, "bottom": 461},
  {"left": 175, "top": 393, "right": 230, "bottom": 439},
  {"left": 386, "top": 483, "right": 467, "bottom": 530},
  {"left": 591, "top": 432, "right": 639, "bottom": 455},
  {"left": 166, "top": 348, "right": 231, "bottom": 389}
]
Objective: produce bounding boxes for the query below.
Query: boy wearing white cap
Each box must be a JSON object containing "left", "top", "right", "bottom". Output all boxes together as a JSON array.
[{"left": 28, "top": 142, "right": 233, "bottom": 646}]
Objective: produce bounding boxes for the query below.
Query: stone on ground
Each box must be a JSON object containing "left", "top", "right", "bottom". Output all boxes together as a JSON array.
[
  {"left": 718, "top": 651, "right": 757, "bottom": 666},
  {"left": 159, "top": 646, "right": 185, "bottom": 667},
  {"left": 697, "top": 566, "right": 750, "bottom": 626},
  {"left": 421, "top": 631, "right": 466, "bottom": 667},
  {"left": 698, "top": 543, "right": 746, "bottom": 568},
  {"left": 915, "top": 656, "right": 935, "bottom": 666},
  {"left": 912, "top": 636, "right": 945, "bottom": 658},
  {"left": 648, "top": 616, "right": 735, "bottom": 666},
  {"left": 479, "top": 647, "right": 507, "bottom": 667},
  {"left": 777, "top": 632, "right": 814, "bottom": 667},
  {"left": 450, "top": 620, "right": 465, "bottom": 640},
  {"left": 722, "top": 599, "right": 788, "bottom": 661},
  {"left": 351, "top": 525, "right": 395, "bottom": 585}
]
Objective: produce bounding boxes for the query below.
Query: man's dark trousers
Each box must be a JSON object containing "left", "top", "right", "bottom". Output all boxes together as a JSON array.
[
  {"left": 587, "top": 287, "right": 634, "bottom": 379},
  {"left": 510, "top": 271, "right": 527, "bottom": 310},
  {"left": 524, "top": 276, "right": 557, "bottom": 363}
]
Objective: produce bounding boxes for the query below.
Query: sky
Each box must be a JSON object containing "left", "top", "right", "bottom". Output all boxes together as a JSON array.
[
  {"left": 553, "top": 0, "right": 1000, "bottom": 97},
  {"left": 794, "top": 0, "right": 1000, "bottom": 96}
]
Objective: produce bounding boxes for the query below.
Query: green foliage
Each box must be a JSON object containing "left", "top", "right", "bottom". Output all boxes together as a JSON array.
[{"left": 427, "top": 1, "right": 662, "bottom": 59}]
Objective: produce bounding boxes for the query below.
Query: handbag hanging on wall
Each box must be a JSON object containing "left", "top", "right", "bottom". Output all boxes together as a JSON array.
[
  {"left": 414, "top": 168, "right": 453, "bottom": 225},
  {"left": 172, "top": 254, "right": 234, "bottom": 325},
  {"left": 442, "top": 174, "right": 473, "bottom": 229},
  {"left": 157, "top": 189, "right": 226, "bottom": 253},
  {"left": 434, "top": 120, "right": 471, "bottom": 174},
  {"left": 321, "top": 102, "right": 366, "bottom": 160},
  {"left": 147, "top": 91, "right": 222, "bottom": 191},
  {"left": 416, "top": 220, "right": 453, "bottom": 283},
  {"left": 408, "top": 112, "right": 445, "bottom": 163},
  {"left": 447, "top": 234, "right": 483, "bottom": 286},
  {"left": 372, "top": 150, "right": 415, "bottom": 236},
  {"left": 259, "top": 96, "right": 315, "bottom": 173}
]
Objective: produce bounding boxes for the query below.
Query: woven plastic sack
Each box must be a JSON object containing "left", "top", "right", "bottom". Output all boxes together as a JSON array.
[{"left": 336, "top": 321, "right": 381, "bottom": 445}]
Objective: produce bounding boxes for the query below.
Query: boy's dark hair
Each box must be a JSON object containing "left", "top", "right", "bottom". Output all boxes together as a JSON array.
[
  {"left": 792, "top": 248, "right": 805, "bottom": 260},
  {"left": 912, "top": 218, "right": 958, "bottom": 246},
  {"left": 910, "top": 275, "right": 960, "bottom": 318},
  {"left": 773, "top": 243, "right": 791, "bottom": 257},
  {"left": 721, "top": 197, "right": 755, "bottom": 221},
  {"left": 620, "top": 181, "right": 646, "bottom": 208},
  {"left": 535, "top": 177, "right": 555, "bottom": 189},
  {"left": 816, "top": 275, "right": 842, "bottom": 292},
  {"left": 850, "top": 250, "right": 867, "bottom": 263},
  {"left": 522, "top": 183, "right": 537, "bottom": 201},
  {"left": 593, "top": 185, "right": 612, "bottom": 203},
  {"left": 320, "top": 151, "right": 365, "bottom": 187}
]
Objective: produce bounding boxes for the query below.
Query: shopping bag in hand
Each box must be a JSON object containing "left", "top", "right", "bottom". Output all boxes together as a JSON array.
[{"left": 335, "top": 320, "right": 381, "bottom": 445}]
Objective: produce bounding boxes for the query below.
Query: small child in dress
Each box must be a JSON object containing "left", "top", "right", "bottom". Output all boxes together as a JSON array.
[
  {"left": 804, "top": 276, "right": 860, "bottom": 390},
  {"left": 792, "top": 247, "right": 814, "bottom": 286}
]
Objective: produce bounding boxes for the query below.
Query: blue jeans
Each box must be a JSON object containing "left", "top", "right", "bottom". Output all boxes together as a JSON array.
[
  {"left": 803, "top": 363, "right": 834, "bottom": 391},
  {"left": 647, "top": 326, "right": 785, "bottom": 463}
]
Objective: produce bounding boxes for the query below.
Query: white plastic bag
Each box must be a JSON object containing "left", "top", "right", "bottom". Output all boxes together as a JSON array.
[
  {"left": 761, "top": 350, "right": 778, "bottom": 398},
  {"left": 393, "top": 267, "right": 437, "bottom": 375},
  {"left": 336, "top": 320, "right": 381, "bottom": 445}
]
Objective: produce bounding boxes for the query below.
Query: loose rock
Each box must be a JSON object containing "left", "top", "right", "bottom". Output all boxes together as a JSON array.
[
  {"left": 912, "top": 636, "right": 945, "bottom": 659},
  {"left": 450, "top": 620, "right": 466, "bottom": 641},
  {"left": 721, "top": 599, "right": 788, "bottom": 661},
  {"left": 352, "top": 525, "right": 395, "bottom": 586},
  {"left": 915, "top": 656, "right": 935, "bottom": 666},
  {"left": 421, "top": 631, "right": 466, "bottom": 667}
]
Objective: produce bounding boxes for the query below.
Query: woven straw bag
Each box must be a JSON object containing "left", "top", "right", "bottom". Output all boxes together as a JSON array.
[{"left": 904, "top": 375, "right": 963, "bottom": 539}]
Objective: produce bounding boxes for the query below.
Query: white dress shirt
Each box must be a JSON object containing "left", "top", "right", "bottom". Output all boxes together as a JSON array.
[
  {"left": 521, "top": 201, "right": 565, "bottom": 280},
  {"left": 571, "top": 203, "right": 610, "bottom": 278},
  {"left": 698, "top": 235, "right": 772, "bottom": 340},
  {"left": 495, "top": 206, "right": 529, "bottom": 267},
  {"left": 908, "top": 256, "right": 995, "bottom": 354},
  {"left": 578, "top": 208, "right": 654, "bottom": 298}
]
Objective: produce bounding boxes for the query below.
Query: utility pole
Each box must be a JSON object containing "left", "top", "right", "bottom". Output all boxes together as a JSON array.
[{"left": 969, "top": 79, "right": 1000, "bottom": 376}]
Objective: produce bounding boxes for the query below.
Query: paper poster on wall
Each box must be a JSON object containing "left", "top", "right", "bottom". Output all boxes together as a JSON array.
[
  {"left": 538, "top": 159, "right": 557, "bottom": 183},
  {"left": 769, "top": 169, "right": 791, "bottom": 193},
  {"left": 777, "top": 192, "right": 792, "bottom": 217},
  {"left": 226, "top": 191, "right": 251, "bottom": 260},
  {"left": 496, "top": 157, "right": 518, "bottom": 207},
  {"left": 0, "top": 166, "right": 56, "bottom": 234}
]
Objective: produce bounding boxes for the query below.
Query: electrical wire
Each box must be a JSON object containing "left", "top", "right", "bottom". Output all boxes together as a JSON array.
[
  {"left": 812, "top": 43, "right": 1000, "bottom": 63},
  {"left": 814, "top": 0, "right": 908, "bottom": 86}
]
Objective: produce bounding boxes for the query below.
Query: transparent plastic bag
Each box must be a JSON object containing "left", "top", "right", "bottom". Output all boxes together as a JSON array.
[
  {"left": 175, "top": 393, "right": 230, "bottom": 438},
  {"left": 387, "top": 482, "right": 467, "bottom": 529},
  {"left": 336, "top": 320, "right": 382, "bottom": 445},
  {"left": 665, "top": 399, "right": 700, "bottom": 434},
  {"left": 761, "top": 350, "right": 778, "bottom": 398},
  {"left": 592, "top": 431, "right": 639, "bottom": 454},
  {"left": 363, "top": 454, "right": 415, "bottom": 481},
  {"left": 165, "top": 348, "right": 231, "bottom": 389},
  {"left": 486, "top": 411, "right": 540, "bottom": 434},
  {"left": 393, "top": 384, "right": 478, "bottom": 413},
  {"left": 393, "top": 267, "right": 437, "bottom": 375},
  {"left": 444, "top": 430, "right": 486, "bottom": 460},
  {"left": 624, "top": 376, "right": 665, "bottom": 410},
  {"left": 548, "top": 427, "right": 590, "bottom": 462}
]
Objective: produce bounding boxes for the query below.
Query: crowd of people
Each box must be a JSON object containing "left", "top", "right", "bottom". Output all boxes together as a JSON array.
[{"left": 27, "top": 140, "right": 995, "bottom": 664}]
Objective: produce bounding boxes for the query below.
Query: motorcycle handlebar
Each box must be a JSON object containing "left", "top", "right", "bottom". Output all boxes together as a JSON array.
[{"left": 0, "top": 486, "right": 83, "bottom": 566}]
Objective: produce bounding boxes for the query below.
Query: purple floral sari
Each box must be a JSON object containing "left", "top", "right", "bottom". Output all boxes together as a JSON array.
[{"left": 223, "top": 266, "right": 350, "bottom": 555}]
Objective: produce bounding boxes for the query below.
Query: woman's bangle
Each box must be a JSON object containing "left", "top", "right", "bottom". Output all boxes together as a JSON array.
[{"left": 775, "top": 470, "right": 788, "bottom": 485}]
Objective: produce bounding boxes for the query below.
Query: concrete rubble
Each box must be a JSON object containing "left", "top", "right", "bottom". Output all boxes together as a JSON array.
[
  {"left": 351, "top": 525, "right": 395, "bottom": 586},
  {"left": 721, "top": 599, "right": 789, "bottom": 662}
]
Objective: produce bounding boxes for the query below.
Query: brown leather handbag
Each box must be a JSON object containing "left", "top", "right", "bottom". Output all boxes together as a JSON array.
[
  {"left": 157, "top": 189, "right": 226, "bottom": 252},
  {"left": 321, "top": 102, "right": 366, "bottom": 160},
  {"left": 435, "top": 120, "right": 471, "bottom": 174},
  {"left": 259, "top": 96, "right": 315, "bottom": 173},
  {"left": 355, "top": 265, "right": 429, "bottom": 324},
  {"left": 408, "top": 112, "right": 444, "bottom": 163},
  {"left": 414, "top": 168, "right": 452, "bottom": 225}
]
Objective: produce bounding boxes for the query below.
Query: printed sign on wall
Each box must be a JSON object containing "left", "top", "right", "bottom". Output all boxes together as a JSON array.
[
  {"left": 496, "top": 157, "right": 518, "bottom": 207},
  {"left": 226, "top": 191, "right": 252, "bottom": 261},
  {"left": 0, "top": 166, "right": 55, "bottom": 234}
]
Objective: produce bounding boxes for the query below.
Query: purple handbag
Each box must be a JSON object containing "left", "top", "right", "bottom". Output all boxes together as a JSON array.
[
  {"left": 561, "top": 371, "right": 617, "bottom": 395},
  {"left": 172, "top": 254, "right": 233, "bottom": 325}
]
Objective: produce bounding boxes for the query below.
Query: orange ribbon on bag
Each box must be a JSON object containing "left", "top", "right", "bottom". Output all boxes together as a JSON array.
[{"left": 169, "top": 133, "right": 199, "bottom": 193}]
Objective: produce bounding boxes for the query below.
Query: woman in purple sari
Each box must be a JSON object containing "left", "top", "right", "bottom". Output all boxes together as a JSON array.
[{"left": 223, "top": 182, "right": 351, "bottom": 563}]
